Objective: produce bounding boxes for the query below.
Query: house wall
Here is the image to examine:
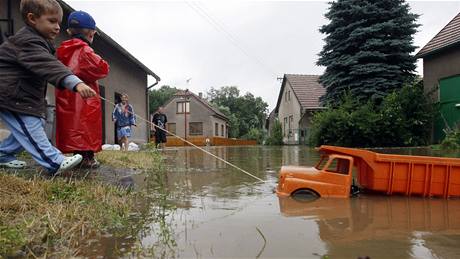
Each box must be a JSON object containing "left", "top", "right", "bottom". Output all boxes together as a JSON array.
[
  {"left": 163, "top": 96, "right": 228, "bottom": 139},
  {"left": 210, "top": 116, "right": 228, "bottom": 138},
  {"left": 277, "top": 82, "right": 302, "bottom": 144},
  {"left": 423, "top": 47, "right": 460, "bottom": 101},
  {"left": 299, "top": 110, "right": 322, "bottom": 145},
  {"left": 90, "top": 39, "right": 148, "bottom": 144},
  {"left": 0, "top": 0, "right": 149, "bottom": 144},
  {"left": 422, "top": 47, "right": 460, "bottom": 142}
]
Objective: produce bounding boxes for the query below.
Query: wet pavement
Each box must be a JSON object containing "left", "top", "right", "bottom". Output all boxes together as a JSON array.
[{"left": 132, "top": 146, "right": 460, "bottom": 259}]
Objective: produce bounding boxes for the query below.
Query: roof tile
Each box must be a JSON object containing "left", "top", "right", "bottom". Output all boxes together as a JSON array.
[
  {"left": 417, "top": 12, "right": 460, "bottom": 58},
  {"left": 285, "top": 74, "right": 325, "bottom": 108}
]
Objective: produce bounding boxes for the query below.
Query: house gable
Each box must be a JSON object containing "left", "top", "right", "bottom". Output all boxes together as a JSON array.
[
  {"left": 416, "top": 12, "right": 460, "bottom": 58},
  {"left": 161, "top": 90, "right": 229, "bottom": 138},
  {"left": 274, "top": 74, "right": 325, "bottom": 114},
  {"left": 272, "top": 74, "right": 325, "bottom": 144}
]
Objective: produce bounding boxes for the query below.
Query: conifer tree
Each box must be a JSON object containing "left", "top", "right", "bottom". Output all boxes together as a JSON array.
[{"left": 317, "top": 0, "right": 419, "bottom": 105}]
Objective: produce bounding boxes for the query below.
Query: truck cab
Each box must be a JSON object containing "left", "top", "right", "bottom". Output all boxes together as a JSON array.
[{"left": 276, "top": 154, "right": 354, "bottom": 198}]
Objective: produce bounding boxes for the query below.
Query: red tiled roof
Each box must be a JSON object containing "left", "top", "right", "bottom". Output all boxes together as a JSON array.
[
  {"left": 275, "top": 74, "right": 325, "bottom": 112},
  {"left": 416, "top": 12, "right": 460, "bottom": 58}
]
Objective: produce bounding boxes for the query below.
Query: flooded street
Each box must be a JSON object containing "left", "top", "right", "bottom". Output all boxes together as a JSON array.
[{"left": 136, "top": 146, "right": 460, "bottom": 258}]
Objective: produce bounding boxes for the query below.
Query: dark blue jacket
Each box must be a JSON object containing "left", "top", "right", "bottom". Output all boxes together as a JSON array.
[{"left": 112, "top": 103, "right": 136, "bottom": 128}]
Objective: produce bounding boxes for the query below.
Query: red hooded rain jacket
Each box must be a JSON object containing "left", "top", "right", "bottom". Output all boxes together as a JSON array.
[{"left": 55, "top": 38, "right": 109, "bottom": 153}]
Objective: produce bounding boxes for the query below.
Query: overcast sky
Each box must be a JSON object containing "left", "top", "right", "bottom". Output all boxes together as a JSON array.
[{"left": 66, "top": 0, "right": 460, "bottom": 110}]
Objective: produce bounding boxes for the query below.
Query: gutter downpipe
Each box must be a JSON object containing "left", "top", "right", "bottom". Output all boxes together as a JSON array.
[{"left": 146, "top": 78, "right": 160, "bottom": 142}]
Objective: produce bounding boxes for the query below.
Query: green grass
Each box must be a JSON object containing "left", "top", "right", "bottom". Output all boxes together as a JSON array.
[{"left": 0, "top": 150, "right": 168, "bottom": 258}]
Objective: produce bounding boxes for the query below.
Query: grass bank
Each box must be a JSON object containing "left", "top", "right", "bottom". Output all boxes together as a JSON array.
[{"left": 0, "top": 150, "right": 166, "bottom": 258}]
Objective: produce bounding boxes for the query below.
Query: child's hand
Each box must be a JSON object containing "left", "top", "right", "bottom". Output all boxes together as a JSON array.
[{"left": 75, "top": 83, "right": 97, "bottom": 98}]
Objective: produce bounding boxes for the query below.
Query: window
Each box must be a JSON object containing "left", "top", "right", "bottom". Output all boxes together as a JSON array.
[
  {"left": 189, "top": 122, "right": 203, "bottom": 136},
  {"left": 283, "top": 117, "right": 287, "bottom": 136},
  {"left": 285, "top": 90, "right": 291, "bottom": 102},
  {"left": 315, "top": 155, "right": 329, "bottom": 170},
  {"left": 221, "top": 124, "right": 224, "bottom": 136},
  {"left": 167, "top": 123, "right": 176, "bottom": 135},
  {"left": 176, "top": 101, "right": 190, "bottom": 113},
  {"left": 288, "top": 115, "right": 293, "bottom": 135},
  {"left": 225, "top": 125, "right": 228, "bottom": 137},
  {"left": 215, "top": 123, "right": 219, "bottom": 136},
  {"left": 318, "top": 156, "right": 350, "bottom": 175}
]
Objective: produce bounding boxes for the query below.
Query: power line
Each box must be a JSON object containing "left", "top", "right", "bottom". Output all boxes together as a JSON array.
[{"left": 184, "top": 1, "right": 278, "bottom": 78}]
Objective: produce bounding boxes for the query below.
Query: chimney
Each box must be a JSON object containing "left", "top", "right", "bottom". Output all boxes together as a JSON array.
[{"left": 199, "top": 92, "right": 203, "bottom": 99}]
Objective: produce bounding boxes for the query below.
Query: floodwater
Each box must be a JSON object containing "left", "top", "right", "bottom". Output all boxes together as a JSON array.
[{"left": 134, "top": 146, "right": 460, "bottom": 259}]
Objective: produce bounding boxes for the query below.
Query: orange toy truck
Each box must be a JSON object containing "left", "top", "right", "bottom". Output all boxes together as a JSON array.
[{"left": 276, "top": 145, "right": 460, "bottom": 199}]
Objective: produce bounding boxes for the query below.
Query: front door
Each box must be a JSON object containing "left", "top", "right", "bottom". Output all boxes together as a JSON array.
[
  {"left": 114, "top": 92, "right": 122, "bottom": 143},
  {"left": 435, "top": 76, "right": 460, "bottom": 142}
]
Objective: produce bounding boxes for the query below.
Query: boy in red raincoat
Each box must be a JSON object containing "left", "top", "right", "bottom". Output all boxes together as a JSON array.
[{"left": 56, "top": 10, "right": 109, "bottom": 168}]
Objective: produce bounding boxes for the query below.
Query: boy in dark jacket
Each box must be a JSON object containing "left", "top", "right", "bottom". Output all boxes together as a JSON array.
[{"left": 0, "top": 0, "right": 96, "bottom": 175}]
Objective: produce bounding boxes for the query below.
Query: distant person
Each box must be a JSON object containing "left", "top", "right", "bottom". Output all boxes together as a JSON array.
[
  {"left": 112, "top": 93, "right": 136, "bottom": 151},
  {"left": 0, "top": 0, "right": 96, "bottom": 175},
  {"left": 55, "top": 10, "right": 109, "bottom": 168},
  {"left": 152, "top": 106, "right": 167, "bottom": 149}
]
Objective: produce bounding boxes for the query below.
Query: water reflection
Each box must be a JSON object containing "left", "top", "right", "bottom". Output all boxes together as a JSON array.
[
  {"left": 279, "top": 196, "right": 460, "bottom": 258},
  {"left": 162, "top": 146, "right": 318, "bottom": 186},
  {"left": 135, "top": 146, "right": 460, "bottom": 258}
]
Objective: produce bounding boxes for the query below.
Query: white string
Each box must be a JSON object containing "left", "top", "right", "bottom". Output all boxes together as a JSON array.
[{"left": 101, "top": 95, "right": 266, "bottom": 183}]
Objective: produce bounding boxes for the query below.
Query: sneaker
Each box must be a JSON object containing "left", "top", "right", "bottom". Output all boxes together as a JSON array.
[
  {"left": 0, "top": 159, "right": 27, "bottom": 169},
  {"left": 54, "top": 154, "right": 83, "bottom": 175},
  {"left": 79, "top": 158, "right": 101, "bottom": 169}
]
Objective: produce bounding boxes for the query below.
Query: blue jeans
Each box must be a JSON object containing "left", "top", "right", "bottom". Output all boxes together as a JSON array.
[{"left": 0, "top": 110, "right": 64, "bottom": 173}]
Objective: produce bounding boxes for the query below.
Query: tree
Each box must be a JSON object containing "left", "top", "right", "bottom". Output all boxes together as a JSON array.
[
  {"left": 212, "top": 104, "right": 240, "bottom": 138},
  {"left": 148, "top": 85, "right": 178, "bottom": 113},
  {"left": 207, "top": 86, "right": 268, "bottom": 139},
  {"left": 317, "top": 0, "right": 419, "bottom": 105}
]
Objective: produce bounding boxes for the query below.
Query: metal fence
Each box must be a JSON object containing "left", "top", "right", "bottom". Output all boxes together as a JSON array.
[{"left": 283, "top": 128, "right": 310, "bottom": 145}]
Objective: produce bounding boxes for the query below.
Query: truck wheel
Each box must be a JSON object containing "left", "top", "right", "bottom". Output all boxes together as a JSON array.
[{"left": 292, "top": 189, "right": 319, "bottom": 201}]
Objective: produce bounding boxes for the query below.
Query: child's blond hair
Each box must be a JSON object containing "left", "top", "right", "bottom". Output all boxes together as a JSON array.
[{"left": 20, "top": 0, "right": 63, "bottom": 23}]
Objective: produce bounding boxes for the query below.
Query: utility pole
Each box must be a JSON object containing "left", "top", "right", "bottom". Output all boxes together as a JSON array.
[{"left": 184, "top": 89, "right": 189, "bottom": 142}]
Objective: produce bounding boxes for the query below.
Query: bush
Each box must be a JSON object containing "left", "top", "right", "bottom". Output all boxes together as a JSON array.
[
  {"left": 243, "top": 127, "right": 265, "bottom": 144},
  {"left": 440, "top": 127, "right": 460, "bottom": 150},
  {"left": 266, "top": 120, "right": 283, "bottom": 145},
  {"left": 309, "top": 82, "right": 435, "bottom": 147}
]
